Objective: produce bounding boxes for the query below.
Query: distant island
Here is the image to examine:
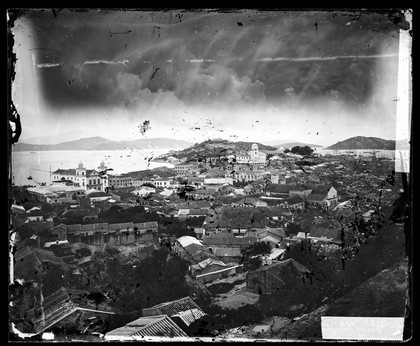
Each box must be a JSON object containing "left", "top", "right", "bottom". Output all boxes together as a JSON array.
[
  {"left": 155, "top": 139, "right": 278, "bottom": 162},
  {"left": 260, "top": 140, "right": 322, "bottom": 148},
  {"left": 273, "top": 142, "right": 323, "bottom": 149},
  {"left": 326, "top": 136, "right": 398, "bottom": 150},
  {"left": 12, "top": 137, "right": 193, "bottom": 151}
]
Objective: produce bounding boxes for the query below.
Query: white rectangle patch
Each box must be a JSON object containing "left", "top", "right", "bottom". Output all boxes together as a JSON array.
[{"left": 321, "top": 316, "right": 405, "bottom": 341}]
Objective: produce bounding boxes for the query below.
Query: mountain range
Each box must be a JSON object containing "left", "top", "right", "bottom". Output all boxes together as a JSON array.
[
  {"left": 325, "top": 136, "right": 401, "bottom": 150},
  {"left": 13, "top": 135, "right": 405, "bottom": 153},
  {"left": 274, "top": 142, "right": 323, "bottom": 149},
  {"left": 12, "top": 137, "right": 193, "bottom": 151}
]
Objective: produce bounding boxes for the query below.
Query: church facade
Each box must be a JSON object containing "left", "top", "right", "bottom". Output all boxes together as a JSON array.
[{"left": 236, "top": 143, "right": 267, "bottom": 166}]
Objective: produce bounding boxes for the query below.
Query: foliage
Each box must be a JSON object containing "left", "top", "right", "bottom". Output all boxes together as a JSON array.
[
  {"left": 75, "top": 247, "right": 92, "bottom": 258},
  {"left": 12, "top": 186, "right": 34, "bottom": 205},
  {"left": 82, "top": 247, "right": 190, "bottom": 313},
  {"left": 23, "top": 202, "right": 38, "bottom": 211},
  {"left": 241, "top": 242, "right": 272, "bottom": 271},
  {"left": 140, "top": 182, "right": 155, "bottom": 188},
  {"left": 41, "top": 203, "right": 55, "bottom": 214},
  {"left": 291, "top": 145, "right": 314, "bottom": 156},
  {"left": 285, "top": 222, "right": 304, "bottom": 237}
]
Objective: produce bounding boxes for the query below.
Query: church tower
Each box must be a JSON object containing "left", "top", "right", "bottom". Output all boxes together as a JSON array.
[
  {"left": 75, "top": 162, "right": 86, "bottom": 176},
  {"left": 250, "top": 143, "right": 259, "bottom": 161}
]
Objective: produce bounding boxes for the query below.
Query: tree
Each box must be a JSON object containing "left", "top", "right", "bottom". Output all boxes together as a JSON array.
[
  {"left": 286, "top": 222, "right": 305, "bottom": 237},
  {"left": 141, "top": 183, "right": 155, "bottom": 188},
  {"left": 291, "top": 146, "right": 314, "bottom": 156},
  {"left": 41, "top": 203, "right": 55, "bottom": 214},
  {"left": 241, "top": 242, "right": 272, "bottom": 271},
  {"left": 75, "top": 247, "right": 92, "bottom": 258}
]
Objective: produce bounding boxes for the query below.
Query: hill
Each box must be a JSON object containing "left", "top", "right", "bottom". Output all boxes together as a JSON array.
[
  {"left": 156, "top": 139, "right": 278, "bottom": 162},
  {"left": 272, "top": 258, "right": 408, "bottom": 341},
  {"left": 12, "top": 137, "right": 192, "bottom": 151},
  {"left": 274, "top": 142, "right": 322, "bottom": 149},
  {"left": 326, "top": 136, "right": 396, "bottom": 150},
  {"left": 260, "top": 140, "right": 322, "bottom": 148}
]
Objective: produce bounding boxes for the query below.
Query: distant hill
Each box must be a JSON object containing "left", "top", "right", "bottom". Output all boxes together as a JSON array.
[
  {"left": 274, "top": 142, "right": 322, "bottom": 149},
  {"left": 260, "top": 140, "right": 322, "bottom": 148},
  {"left": 12, "top": 137, "right": 192, "bottom": 151},
  {"left": 156, "top": 139, "right": 277, "bottom": 161},
  {"left": 326, "top": 136, "right": 396, "bottom": 150}
]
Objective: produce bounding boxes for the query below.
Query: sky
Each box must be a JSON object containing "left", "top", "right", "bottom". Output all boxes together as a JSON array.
[{"left": 10, "top": 9, "right": 406, "bottom": 147}]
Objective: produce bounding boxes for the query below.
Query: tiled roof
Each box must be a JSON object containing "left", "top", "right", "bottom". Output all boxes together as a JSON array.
[
  {"left": 290, "top": 184, "right": 312, "bottom": 191},
  {"left": 31, "top": 287, "right": 114, "bottom": 334},
  {"left": 249, "top": 258, "right": 310, "bottom": 275},
  {"left": 142, "top": 296, "right": 203, "bottom": 319},
  {"left": 213, "top": 247, "right": 242, "bottom": 257},
  {"left": 177, "top": 236, "right": 202, "bottom": 248},
  {"left": 306, "top": 193, "right": 327, "bottom": 202},
  {"left": 134, "top": 221, "right": 159, "bottom": 230},
  {"left": 52, "top": 169, "right": 76, "bottom": 175},
  {"left": 109, "top": 222, "right": 134, "bottom": 230},
  {"left": 14, "top": 247, "right": 64, "bottom": 265},
  {"left": 264, "top": 184, "right": 294, "bottom": 194},
  {"left": 188, "top": 209, "right": 208, "bottom": 216},
  {"left": 171, "top": 308, "right": 207, "bottom": 327},
  {"left": 203, "top": 236, "right": 257, "bottom": 247},
  {"left": 88, "top": 191, "right": 111, "bottom": 198},
  {"left": 311, "top": 185, "right": 333, "bottom": 193},
  {"left": 284, "top": 196, "right": 304, "bottom": 205},
  {"left": 86, "top": 169, "right": 99, "bottom": 177},
  {"left": 81, "top": 223, "right": 108, "bottom": 231},
  {"left": 105, "top": 315, "right": 187, "bottom": 339}
]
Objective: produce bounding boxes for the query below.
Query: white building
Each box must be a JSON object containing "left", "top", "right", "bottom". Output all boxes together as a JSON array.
[
  {"left": 233, "top": 170, "right": 264, "bottom": 183},
  {"left": 235, "top": 143, "right": 267, "bottom": 166},
  {"left": 52, "top": 162, "right": 102, "bottom": 191},
  {"left": 27, "top": 184, "right": 86, "bottom": 203}
]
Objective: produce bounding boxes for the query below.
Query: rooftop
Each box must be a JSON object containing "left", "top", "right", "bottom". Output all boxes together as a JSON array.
[{"left": 105, "top": 315, "right": 187, "bottom": 339}]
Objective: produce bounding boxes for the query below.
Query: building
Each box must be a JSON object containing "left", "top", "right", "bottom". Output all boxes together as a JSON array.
[
  {"left": 306, "top": 186, "right": 339, "bottom": 210},
  {"left": 235, "top": 143, "right": 267, "bottom": 166},
  {"left": 173, "top": 236, "right": 203, "bottom": 258},
  {"left": 283, "top": 153, "right": 303, "bottom": 164},
  {"left": 14, "top": 247, "right": 67, "bottom": 280},
  {"left": 174, "top": 163, "right": 195, "bottom": 175},
  {"left": 103, "top": 174, "right": 133, "bottom": 191},
  {"left": 246, "top": 258, "right": 311, "bottom": 294},
  {"left": 28, "top": 287, "right": 114, "bottom": 335},
  {"left": 282, "top": 196, "right": 305, "bottom": 210},
  {"left": 152, "top": 178, "right": 172, "bottom": 188},
  {"left": 52, "top": 162, "right": 102, "bottom": 191},
  {"left": 27, "top": 184, "right": 86, "bottom": 203},
  {"left": 26, "top": 209, "right": 45, "bottom": 222},
  {"left": 105, "top": 315, "right": 188, "bottom": 340},
  {"left": 62, "top": 221, "right": 158, "bottom": 246},
  {"left": 264, "top": 184, "right": 294, "bottom": 197},
  {"left": 233, "top": 170, "right": 264, "bottom": 183},
  {"left": 142, "top": 296, "right": 206, "bottom": 333},
  {"left": 289, "top": 185, "right": 313, "bottom": 200}
]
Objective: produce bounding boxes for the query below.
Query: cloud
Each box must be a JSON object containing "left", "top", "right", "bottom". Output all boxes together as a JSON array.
[
  {"left": 37, "top": 63, "right": 61, "bottom": 68},
  {"left": 83, "top": 59, "right": 130, "bottom": 66},
  {"left": 173, "top": 63, "right": 265, "bottom": 106},
  {"left": 255, "top": 54, "right": 399, "bottom": 62}
]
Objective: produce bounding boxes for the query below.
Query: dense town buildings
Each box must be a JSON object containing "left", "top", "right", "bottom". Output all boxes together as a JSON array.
[{"left": 11, "top": 142, "right": 406, "bottom": 340}]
